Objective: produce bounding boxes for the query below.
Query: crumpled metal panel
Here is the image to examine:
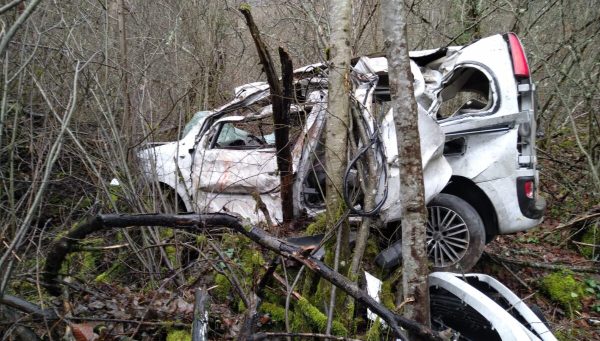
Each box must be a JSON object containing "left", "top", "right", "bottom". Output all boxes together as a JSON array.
[
  {"left": 197, "top": 149, "right": 280, "bottom": 194},
  {"left": 141, "top": 50, "right": 458, "bottom": 224},
  {"left": 353, "top": 56, "right": 453, "bottom": 222}
]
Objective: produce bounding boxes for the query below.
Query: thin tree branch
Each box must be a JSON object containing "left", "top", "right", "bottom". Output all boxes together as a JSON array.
[
  {"left": 0, "top": 0, "right": 42, "bottom": 57},
  {"left": 0, "top": 0, "right": 23, "bottom": 15}
]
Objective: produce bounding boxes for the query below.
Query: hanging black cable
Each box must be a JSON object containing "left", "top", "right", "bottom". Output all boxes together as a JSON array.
[{"left": 343, "top": 80, "right": 389, "bottom": 216}]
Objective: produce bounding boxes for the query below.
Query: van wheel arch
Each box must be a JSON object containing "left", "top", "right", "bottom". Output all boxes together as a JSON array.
[
  {"left": 156, "top": 182, "right": 189, "bottom": 213},
  {"left": 441, "top": 176, "right": 498, "bottom": 243}
]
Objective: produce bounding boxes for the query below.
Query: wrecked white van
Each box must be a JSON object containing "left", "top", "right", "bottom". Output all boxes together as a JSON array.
[{"left": 138, "top": 33, "right": 545, "bottom": 271}]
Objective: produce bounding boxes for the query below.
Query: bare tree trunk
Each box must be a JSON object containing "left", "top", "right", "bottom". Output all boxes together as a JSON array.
[
  {"left": 109, "top": 0, "right": 131, "bottom": 144},
  {"left": 322, "top": 0, "right": 353, "bottom": 330},
  {"left": 326, "top": 0, "right": 351, "bottom": 213},
  {"left": 239, "top": 5, "right": 295, "bottom": 224},
  {"left": 381, "top": 0, "right": 431, "bottom": 332},
  {"left": 116, "top": 0, "right": 131, "bottom": 145}
]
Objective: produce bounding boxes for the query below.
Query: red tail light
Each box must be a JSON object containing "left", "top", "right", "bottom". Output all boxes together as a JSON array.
[
  {"left": 507, "top": 33, "right": 530, "bottom": 78},
  {"left": 524, "top": 180, "right": 534, "bottom": 199}
]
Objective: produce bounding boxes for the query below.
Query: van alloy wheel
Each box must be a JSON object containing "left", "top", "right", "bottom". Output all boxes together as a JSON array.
[
  {"left": 427, "top": 205, "right": 470, "bottom": 268},
  {"left": 426, "top": 193, "right": 486, "bottom": 272}
]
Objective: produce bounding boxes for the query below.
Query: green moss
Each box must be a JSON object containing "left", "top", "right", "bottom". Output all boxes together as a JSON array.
[
  {"left": 380, "top": 279, "right": 396, "bottom": 311},
  {"left": 291, "top": 304, "right": 309, "bottom": 331},
  {"left": 300, "top": 270, "right": 319, "bottom": 305},
  {"left": 81, "top": 197, "right": 93, "bottom": 209},
  {"left": 364, "top": 238, "right": 380, "bottom": 262},
  {"left": 306, "top": 203, "right": 354, "bottom": 329},
  {"left": 165, "top": 245, "right": 178, "bottom": 265},
  {"left": 80, "top": 238, "right": 103, "bottom": 274},
  {"left": 94, "top": 269, "right": 111, "bottom": 283},
  {"left": 377, "top": 268, "right": 403, "bottom": 312},
  {"left": 365, "top": 317, "right": 382, "bottom": 341},
  {"left": 237, "top": 299, "right": 246, "bottom": 312},
  {"left": 81, "top": 251, "right": 98, "bottom": 273},
  {"left": 306, "top": 213, "right": 328, "bottom": 235},
  {"left": 239, "top": 3, "right": 251, "bottom": 11},
  {"left": 94, "top": 256, "right": 125, "bottom": 283},
  {"left": 579, "top": 225, "right": 599, "bottom": 259},
  {"left": 260, "top": 302, "right": 287, "bottom": 323},
  {"left": 541, "top": 270, "right": 585, "bottom": 313},
  {"left": 161, "top": 227, "right": 175, "bottom": 239},
  {"left": 296, "top": 296, "right": 348, "bottom": 336},
  {"left": 53, "top": 222, "right": 79, "bottom": 242},
  {"left": 306, "top": 203, "right": 347, "bottom": 236},
  {"left": 261, "top": 287, "right": 284, "bottom": 306},
  {"left": 211, "top": 234, "right": 266, "bottom": 307},
  {"left": 221, "top": 233, "right": 251, "bottom": 250},
  {"left": 555, "top": 328, "right": 583, "bottom": 341},
  {"left": 240, "top": 249, "right": 265, "bottom": 271},
  {"left": 213, "top": 274, "right": 231, "bottom": 301},
  {"left": 195, "top": 235, "right": 206, "bottom": 245},
  {"left": 166, "top": 329, "right": 191, "bottom": 341}
]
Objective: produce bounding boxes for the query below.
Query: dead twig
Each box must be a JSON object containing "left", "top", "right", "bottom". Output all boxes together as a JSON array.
[
  {"left": 485, "top": 252, "right": 600, "bottom": 273},
  {"left": 0, "top": 294, "right": 57, "bottom": 320},
  {"left": 542, "top": 211, "right": 599, "bottom": 235},
  {"left": 249, "top": 332, "right": 362, "bottom": 340}
]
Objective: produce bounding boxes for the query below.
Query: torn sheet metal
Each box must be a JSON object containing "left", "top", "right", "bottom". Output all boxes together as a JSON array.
[
  {"left": 352, "top": 56, "right": 453, "bottom": 221},
  {"left": 364, "top": 271, "right": 557, "bottom": 341},
  {"left": 429, "top": 272, "right": 557, "bottom": 341}
]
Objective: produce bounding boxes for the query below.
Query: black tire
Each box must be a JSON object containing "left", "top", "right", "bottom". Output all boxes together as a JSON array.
[{"left": 427, "top": 193, "right": 485, "bottom": 272}]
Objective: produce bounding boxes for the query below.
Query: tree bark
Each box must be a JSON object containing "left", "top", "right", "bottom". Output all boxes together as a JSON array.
[
  {"left": 326, "top": 0, "right": 352, "bottom": 212},
  {"left": 239, "top": 5, "right": 294, "bottom": 224},
  {"left": 381, "top": 0, "right": 431, "bottom": 332},
  {"left": 323, "top": 0, "right": 353, "bottom": 327},
  {"left": 115, "top": 0, "right": 131, "bottom": 143}
]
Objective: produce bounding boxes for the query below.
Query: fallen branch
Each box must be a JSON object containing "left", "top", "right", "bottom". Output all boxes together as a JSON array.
[
  {"left": 249, "top": 332, "right": 362, "bottom": 340},
  {"left": 541, "top": 209, "right": 600, "bottom": 240},
  {"left": 0, "top": 303, "right": 42, "bottom": 341},
  {"left": 485, "top": 252, "right": 600, "bottom": 273},
  {"left": 68, "top": 316, "right": 189, "bottom": 328},
  {"left": 43, "top": 213, "right": 444, "bottom": 340},
  {"left": 0, "top": 294, "right": 57, "bottom": 320}
]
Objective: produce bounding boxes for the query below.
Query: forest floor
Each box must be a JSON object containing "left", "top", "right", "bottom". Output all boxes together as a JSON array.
[
  {"left": 478, "top": 213, "right": 600, "bottom": 340},
  {"left": 22, "top": 219, "right": 600, "bottom": 340},
  {"left": 3, "top": 209, "right": 599, "bottom": 340}
]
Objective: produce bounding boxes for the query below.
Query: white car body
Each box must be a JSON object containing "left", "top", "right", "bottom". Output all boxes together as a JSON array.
[{"left": 138, "top": 33, "right": 546, "bottom": 270}]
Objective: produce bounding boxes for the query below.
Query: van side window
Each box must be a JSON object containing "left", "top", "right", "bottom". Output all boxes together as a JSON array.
[
  {"left": 212, "top": 116, "right": 276, "bottom": 149},
  {"left": 210, "top": 108, "right": 307, "bottom": 150},
  {"left": 436, "top": 67, "right": 493, "bottom": 120}
]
